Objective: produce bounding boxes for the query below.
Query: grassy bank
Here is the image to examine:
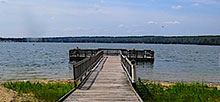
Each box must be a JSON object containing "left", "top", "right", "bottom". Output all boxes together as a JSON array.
[
  {"left": 136, "top": 79, "right": 220, "bottom": 102},
  {"left": 2, "top": 80, "right": 74, "bottom": 102}
]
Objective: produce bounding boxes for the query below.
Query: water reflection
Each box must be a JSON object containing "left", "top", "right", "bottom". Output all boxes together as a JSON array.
[
  {"left": 136, "top": 62, "right": 154, "bottom": 80},
  {"left": 137, "top": 62, "right": 154, "bottom": 69}
]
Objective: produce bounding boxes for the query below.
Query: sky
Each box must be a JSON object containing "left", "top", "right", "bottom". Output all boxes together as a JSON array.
[{"left": 0, "top": 0, "right": 220, "bottom": 37}]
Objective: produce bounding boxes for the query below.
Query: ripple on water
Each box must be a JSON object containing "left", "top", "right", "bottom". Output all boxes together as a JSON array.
[{"left": 0, "top": 43, "right": 220, "bottom": 83}]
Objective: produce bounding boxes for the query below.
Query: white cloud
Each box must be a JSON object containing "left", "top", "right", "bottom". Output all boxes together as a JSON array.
[
  {"left": 171, "top": 5, "right": 182, "bottom": 9},
  {"left": 192, "top": 3, "right": 200, "bottom": 6},
  {"left": 0, "top": 0, "right": 219, "bottom": 37},
  {"left": 147, "top": 21, "right": 157, "bottom": 24},
  {"left": 164, "top": 21, "right": 180, "bottom": 24},
  {"left": 179, "top": 0, "right": 219, "bottom": 5},
  {"left": 118, "top": 24, "right": 125, "bottom": 27}
]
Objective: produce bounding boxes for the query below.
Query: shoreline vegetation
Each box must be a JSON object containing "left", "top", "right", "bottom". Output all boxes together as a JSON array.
[
  {"left": 136, "top": 79, "right": 220, "bottom": 102},
  {"left": 1, "top": 35, "right": 220, "bottom": 45},
  {"left": 0, "top": 79, "right": 74, "bottom": 102},
  {"left": 1, "top": 79, "right": 220, "bottom": 102}
]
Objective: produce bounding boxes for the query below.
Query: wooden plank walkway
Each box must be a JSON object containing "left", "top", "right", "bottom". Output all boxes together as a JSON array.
[{"left": 64, "top": 56, "right": 141, "bottom": 102}]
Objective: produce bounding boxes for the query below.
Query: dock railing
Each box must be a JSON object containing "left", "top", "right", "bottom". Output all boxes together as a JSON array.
[
  {"left": 128, "top": 50, "right": 154, "bottom": 59},
  {"left": 98, "top": 48, "right": 128, "bottom": 55},
  {"left": 69, "top": 48, "right": 154, "bottom": 62},
  {"left": 69, "top": 49, "right": 98, "bottom": 58},
  {"left": 72, "top": 51, "right": 104, "bottom": 88},
  {"left": 120, "top": 51, "right": 136, "bottom": 85}
]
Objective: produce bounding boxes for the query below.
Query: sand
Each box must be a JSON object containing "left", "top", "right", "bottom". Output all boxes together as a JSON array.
[
  {"left": 143, "top": 80, "right": 220, "bottom": 90},
  {"left": 0, "top": 83, "right": 16, "bottom": 102},
  {"left": 0, "top": 79, "right": 74, "bottom": 102}
]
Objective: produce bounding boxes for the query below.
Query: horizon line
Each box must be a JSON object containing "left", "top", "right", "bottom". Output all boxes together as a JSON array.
[{"left": 1, "top": 34, "right": 220, "bottom": 38}]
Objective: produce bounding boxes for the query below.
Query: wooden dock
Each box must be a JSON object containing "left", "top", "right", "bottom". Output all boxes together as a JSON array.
[
  {"left": 63, "top": 55, "right": 142, "bottom": 102},
  {"left": 69, "top": 48, "right": 154, "bottom": 62}
]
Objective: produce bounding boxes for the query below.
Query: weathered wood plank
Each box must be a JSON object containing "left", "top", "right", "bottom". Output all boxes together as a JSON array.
[{"left": 64, "top": 56, "right": 141, "bottom": 102}]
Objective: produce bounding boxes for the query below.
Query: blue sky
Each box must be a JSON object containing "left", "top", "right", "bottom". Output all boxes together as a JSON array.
[{"left": 0, "top": 0, "right": 220, "bottom": 37}]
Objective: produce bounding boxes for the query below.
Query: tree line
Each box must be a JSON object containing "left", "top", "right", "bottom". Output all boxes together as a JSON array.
[{"left": 0, "top": 35, "right": 220, "bottom": 45}]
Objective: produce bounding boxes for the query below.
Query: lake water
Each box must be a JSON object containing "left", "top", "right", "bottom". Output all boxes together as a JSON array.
[{"left": 0, "top": 42, "right": 220, "bottom": 83}]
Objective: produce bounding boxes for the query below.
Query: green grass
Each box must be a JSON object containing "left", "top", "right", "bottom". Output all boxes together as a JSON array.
[
  {"left": 136, "top": 79, "right": 220, "bottom": 102},
  {"left": 4, "top": 81, "right": 74, "bottom": 102}
]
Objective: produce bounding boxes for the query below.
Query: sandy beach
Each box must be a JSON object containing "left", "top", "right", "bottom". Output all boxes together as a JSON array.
[{"left": 0, "top": 79, "right": 74, "bottom": 102}]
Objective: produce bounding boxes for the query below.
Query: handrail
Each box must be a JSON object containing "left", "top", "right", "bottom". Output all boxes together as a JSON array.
[
  {"left": 69, "top": 49, "right": 98, "bottom": 58},
  {"left": 72, "top": 51, "right": 104, "bottom": 87},
  {"left": 69, "top": 48, "right": 154, "bottom": 59},
  {"left": 120, "top": 51, "right": 136, "bottom": 84}
]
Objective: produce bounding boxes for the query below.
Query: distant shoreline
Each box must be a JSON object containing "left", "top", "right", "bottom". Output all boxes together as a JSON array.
[
  {"left": 1, "top": 35, "right": 220, "bottom": 46},
  {"left": 0, "top": 40, "right": 220, "bottom": 46}
]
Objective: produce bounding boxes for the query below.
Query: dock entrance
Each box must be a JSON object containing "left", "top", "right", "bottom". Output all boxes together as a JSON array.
[
  {"left": 59, "top": 48, "right": 153, "bottom": 102},
  {"left": 64, "top": 55, "right": 141, "bottom": 101}
]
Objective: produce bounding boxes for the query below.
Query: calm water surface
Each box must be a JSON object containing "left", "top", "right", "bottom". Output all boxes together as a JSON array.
[{"left": 0, "top": 42, "right": 219, "bottom": 83}]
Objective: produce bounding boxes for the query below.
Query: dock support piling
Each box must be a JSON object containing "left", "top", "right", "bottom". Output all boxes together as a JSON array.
[{"left": 131, "top": 60, "right": 136, "bottom": 87}]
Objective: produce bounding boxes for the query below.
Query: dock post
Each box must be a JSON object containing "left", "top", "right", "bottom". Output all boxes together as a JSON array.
[{"left": 131, "top": 60, "right": 136, "bottom": 88}]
